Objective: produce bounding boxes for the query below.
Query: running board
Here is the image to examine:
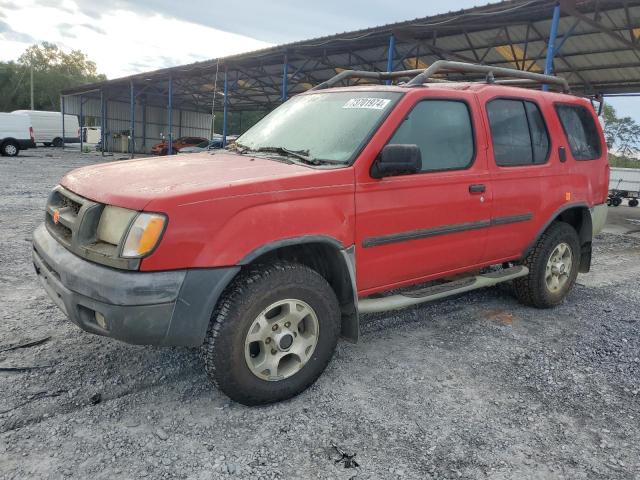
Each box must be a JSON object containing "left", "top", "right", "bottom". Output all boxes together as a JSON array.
[{"left": 357, "top": 266, "right": 529, "bottom": 314}]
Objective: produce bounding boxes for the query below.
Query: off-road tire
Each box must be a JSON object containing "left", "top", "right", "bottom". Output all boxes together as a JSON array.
[
  {"left": 514, "top": 221, "right": 580, "bottom": 308},
  {"left": 202, "top": 261, "right": 341, "bottom": 405},
  {"left": 1, "top": 140, "right": 19, "bottom": 157}
]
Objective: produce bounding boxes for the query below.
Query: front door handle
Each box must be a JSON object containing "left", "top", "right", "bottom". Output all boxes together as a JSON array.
[{"left": 469, "top": 184, "right": 486, "bottom": 194}]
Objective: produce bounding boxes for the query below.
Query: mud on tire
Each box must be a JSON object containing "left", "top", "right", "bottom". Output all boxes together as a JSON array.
[
  {"left": 514, "top": 221, "right": 580, "bottom": 308},
  {"left": 202, "top": 261, "right": 341, "bottom": 405}
]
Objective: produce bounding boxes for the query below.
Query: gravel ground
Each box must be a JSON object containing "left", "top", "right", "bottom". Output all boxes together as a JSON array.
[{"left": 1, "top": 148, "right": 639, "bottom": 480}]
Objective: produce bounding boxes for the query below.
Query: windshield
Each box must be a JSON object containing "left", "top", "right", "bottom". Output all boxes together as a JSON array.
[{"left": 235, "top": 91, "right": 401, "bottom": 164}]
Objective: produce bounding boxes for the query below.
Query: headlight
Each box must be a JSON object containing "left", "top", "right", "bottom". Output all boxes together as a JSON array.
[
  {"left": 121, "top": 212, "right": 167, "bottom": 258},
  {"left": 97, "top": 206, "right": 137, "bottom": 245}
]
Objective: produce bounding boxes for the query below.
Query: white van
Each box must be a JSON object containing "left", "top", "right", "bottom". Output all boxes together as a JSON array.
[
  {"left": 11, "top": 110, "right": 80, "bottom": 147},
  {"left": 0, "top": 112, "right": 35, "bottom": 157}
]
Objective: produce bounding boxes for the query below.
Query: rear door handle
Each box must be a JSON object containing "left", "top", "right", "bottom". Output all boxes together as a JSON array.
[{"left": 469, "top": 184, "right": 486, "bottom": 194}]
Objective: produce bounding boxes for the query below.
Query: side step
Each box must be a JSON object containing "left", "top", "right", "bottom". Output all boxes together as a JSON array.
[{"left": 357, "top": 265, "right": 529, "bottom": 314}]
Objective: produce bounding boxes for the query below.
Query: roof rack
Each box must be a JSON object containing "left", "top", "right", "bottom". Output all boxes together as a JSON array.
[{"left": 312, "top": 60, "right": 570, "bottom": 93}]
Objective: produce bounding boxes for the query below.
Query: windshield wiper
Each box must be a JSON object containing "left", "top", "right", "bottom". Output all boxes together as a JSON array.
[
  {"left": 228, "top": 144, "right": 344, "bottom": 166},
  {"left": 254, "top": 147, "right": 346, "bottom": 166},
  {"left": 253, "top": 146, "right": 314, "bottom": 163}
]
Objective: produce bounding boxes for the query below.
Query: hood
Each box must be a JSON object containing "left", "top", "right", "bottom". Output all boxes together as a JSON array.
[{"left": 60, "top": 152, "right": 328, "bottom": 210}]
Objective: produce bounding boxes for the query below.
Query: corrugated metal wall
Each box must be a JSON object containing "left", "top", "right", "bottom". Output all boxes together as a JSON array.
[{"left": 64, "top": 96, "right": 212, "bottom": 154}]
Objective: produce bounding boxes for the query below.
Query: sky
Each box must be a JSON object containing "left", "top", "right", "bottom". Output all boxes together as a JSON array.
[{"left": 0, "top": 0, "right": 637, "bottom": 120}]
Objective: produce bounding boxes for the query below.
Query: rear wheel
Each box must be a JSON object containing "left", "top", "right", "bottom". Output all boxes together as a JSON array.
[
  {"left": 52, "top": 137, "right": 63, "bottom": 147},
  {"left": 202, "top": 261, "right": 340, "bottom": 405},
  {"left": 514, "top": 222, "right": 580, "bottom": 308},
  {"left": 1, "top": 141, "right": 19, "bottom": 157},
  {"left": 612, "top": 197, "right": 622, "bottom": 207},
  {"left": 629, "top": 198, "right": 639, "bottom": 207}
]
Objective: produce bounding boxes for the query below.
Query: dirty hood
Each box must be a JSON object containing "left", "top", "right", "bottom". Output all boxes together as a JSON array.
[{"left": 61, "top": 152, "right": 321, "bottom": 210}]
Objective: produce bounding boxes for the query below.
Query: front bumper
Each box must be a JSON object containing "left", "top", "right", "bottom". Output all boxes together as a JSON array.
[{"left": 32, "top": 224, "right": 239, "bottom": 346}]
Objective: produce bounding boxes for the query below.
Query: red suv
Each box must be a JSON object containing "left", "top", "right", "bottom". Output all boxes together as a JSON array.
[{"left": 33, "top": 62, "right": 608, "bottom": 405}]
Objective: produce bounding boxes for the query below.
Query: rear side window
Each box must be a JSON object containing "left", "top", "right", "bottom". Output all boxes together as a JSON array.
[
  {"left": 387, "top": 100, "right": 474, "bottom": 172},
  {"left": 555, "top": 104, "right": 601, "bottom": 160},
  {"left": 486, "top": 99, "right": 550, "bottom": 166}
]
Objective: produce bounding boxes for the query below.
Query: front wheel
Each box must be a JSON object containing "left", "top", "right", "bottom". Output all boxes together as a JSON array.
[
  {"left": 1, "top": 141, "right": 19, "bottom": 157},
  {"left": 514, "top": 222, "right": 580, "bottom": 308},
  {"left": 202, "top": 262, "right": 341, "bottom": 405}
]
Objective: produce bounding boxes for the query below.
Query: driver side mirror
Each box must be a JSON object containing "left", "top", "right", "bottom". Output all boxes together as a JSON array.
[{"left": 371, "top": 144, "right": 422, "bottom": 179}]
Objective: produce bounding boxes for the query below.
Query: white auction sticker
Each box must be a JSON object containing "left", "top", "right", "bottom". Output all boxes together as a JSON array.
[{"left": 342, "top": 98, "right": 391, "bottom": 110}]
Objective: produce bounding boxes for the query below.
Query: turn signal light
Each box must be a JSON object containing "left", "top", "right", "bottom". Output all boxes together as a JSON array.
[{"left": 121, "top": 213, "right": 167, "bottom": 258}]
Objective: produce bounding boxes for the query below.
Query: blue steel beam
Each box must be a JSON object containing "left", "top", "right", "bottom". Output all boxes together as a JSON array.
[
  {"left": 130, "top": 81, "right": 135, "bottom": 158},
  {"left": 79, "top": 95, "right": 83, "bottom": 153},
  {"left": 222, "top": 69, "right": 229, "bottom": 147},
  {"left": 543, "top": 2, "right": 561, "bottom": 91},
  {"left": 168, "top": 76, "right": 173, "bottom": 155},
  {"left": 60, "top": 96, "right": 65, "bottom": 149},
  {"left": 386, "top": 34, "right": 395, "bottom": 85},
  {"left": 100, "top": 89, "right": 105, "bottom": 157},
  {"left": 282, "top": 54, "right": 289, "bottom": 101}
]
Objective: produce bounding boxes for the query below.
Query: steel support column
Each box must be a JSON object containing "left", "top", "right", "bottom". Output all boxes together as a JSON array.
[
  {"left": 386, "top": 34, "right": 396, "bottom": 85},
  {"left": 168, "top": 76, "right": 173, "bottom": 155},
  {"left": 543, "top": 2, "right": 561, "bottom": 91},
  {"left": 142, "top": 100, "right": 146, "bottom": 151},
  {"left": 282, "top": 54, "right": 289, "bottom": 101},
  {"left": 222, "top": 69, "right": 229, "bottom": 147},
  {"left": 60, "top": 95, "right": 65, "bottom": 150},
  {"left": 100, "top": 89, "right": 105, "bottom": 157},
  {"left": 79, "top": 95, "right": 83, "bottom": 153},
  {"left": 130, "top": 81, "right": 135, "bottom": 158}
]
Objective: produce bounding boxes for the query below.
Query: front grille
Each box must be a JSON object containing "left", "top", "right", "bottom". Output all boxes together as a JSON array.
[
  {"left": 45, "top": 186, "right": 90, "bottom": 248},
  {"left": 44, "top": 186, "right": 141, "bottom": 270}
]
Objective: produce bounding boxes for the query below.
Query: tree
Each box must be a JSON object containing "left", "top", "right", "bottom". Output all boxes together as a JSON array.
[
  {"left": 603, "top": 103, "right": 640, "bottom": 157},
  {"left": 0, "top": 42, "right": 106, "bottom": 112}
]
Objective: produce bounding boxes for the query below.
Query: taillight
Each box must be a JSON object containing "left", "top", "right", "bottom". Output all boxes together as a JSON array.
[{"left": 29, "top": 127, "right": 34, "bottom": 141}]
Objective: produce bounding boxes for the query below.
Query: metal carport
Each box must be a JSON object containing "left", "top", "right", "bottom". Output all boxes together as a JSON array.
[{"left": 61, "top": 0, "right": 640, "bottom": 156}]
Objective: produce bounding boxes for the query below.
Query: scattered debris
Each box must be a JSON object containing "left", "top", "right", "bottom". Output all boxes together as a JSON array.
[
  {"left": 0, "top": 365, "right": 53, "bottom": 372},
  {"left": 89, "top": 393, "right": 102, "bottom": 405},
  {"left": 0, "top": 389, "right": 67, "bottom": 414},
  {"left": 483, "top": 309, "right": 515, "bottom": 325},
  {"left": 0, "top": 336, "right": 51, "bottom": 353},
  {"left": 331, "top": 443, "right": 359, "bottom": 469},
  {"left": 155, "top": 428, "right": 169, "bottom": 441}
]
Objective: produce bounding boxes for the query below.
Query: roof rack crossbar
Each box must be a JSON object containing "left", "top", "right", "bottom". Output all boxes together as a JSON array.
[
  {"left": 311, "top": 69, "right": 424, "bottom": 90},
  {"left": 312, "top": 60, "right": 570, "bottom": 93},
  {"left": 407, "top": 61, "right": 570, "bottom": 92}
]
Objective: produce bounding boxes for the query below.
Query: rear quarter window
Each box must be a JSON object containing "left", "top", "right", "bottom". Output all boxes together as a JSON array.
[{"left": 555, "top": 104, "right": 601, "bottom": 160}]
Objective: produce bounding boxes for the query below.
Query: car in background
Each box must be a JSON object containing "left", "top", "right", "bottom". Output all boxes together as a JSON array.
[
  {"left": 12, "top": 110, "right": 80, "bottom": 147},
  {"left": 0, "top": 112, "right": 36, "bottom": 156},
  {"left": 151, "top": 136, "right": 207, "bottom": 155},
  {"left": 177, "top": 135, "right": 239, "bottom": 153}
]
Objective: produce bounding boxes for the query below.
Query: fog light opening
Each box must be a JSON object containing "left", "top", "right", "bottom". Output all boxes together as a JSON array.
[{"left": 95, "top": 312, "right": 108, "bottom": 329}]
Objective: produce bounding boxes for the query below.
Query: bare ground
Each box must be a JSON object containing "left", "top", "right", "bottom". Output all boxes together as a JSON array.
[{"left": 1, "top": 148, "right": 639, "bottom": 480}]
